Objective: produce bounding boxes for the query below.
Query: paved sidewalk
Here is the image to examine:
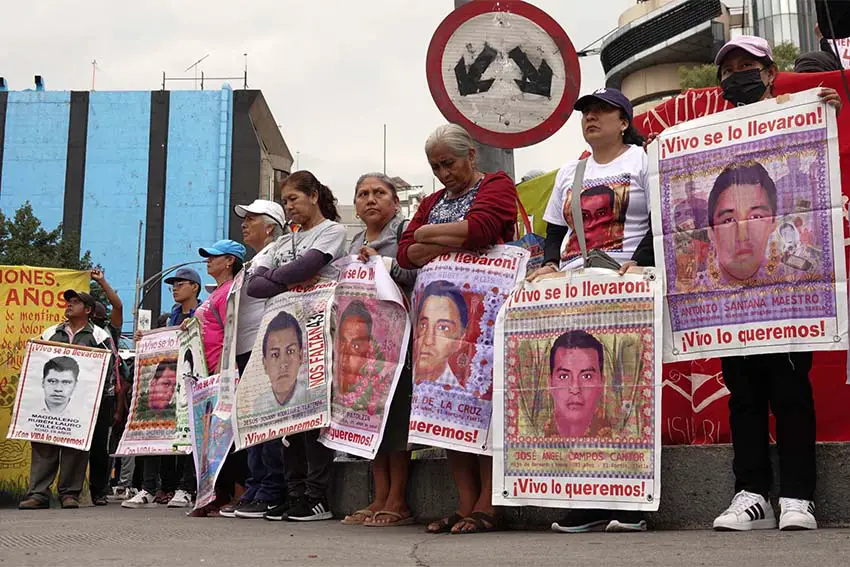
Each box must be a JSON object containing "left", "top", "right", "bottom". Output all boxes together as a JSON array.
[{"left": 1, "top": 506, "right": 849, "bottom": 566}]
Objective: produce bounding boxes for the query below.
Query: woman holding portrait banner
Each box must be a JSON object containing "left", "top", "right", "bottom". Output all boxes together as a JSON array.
[
  {"left": 340, "top": 173, "right": 417, "bottom": 527},
  {"left": 707, "top": 36, "right": 840, "bottom": 533},
  {"left": 397, "top": 123, "right": 518, "bottom": 534},
  {"left": 527, "top": 87, "right": 654, "bottom": 533}
]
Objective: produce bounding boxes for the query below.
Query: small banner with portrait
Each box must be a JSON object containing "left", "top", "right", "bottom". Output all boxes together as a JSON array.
[
  {"left": 233, "top": 279, "right": 336, "bottom": 450},
  {"left": 6, "top": 340, "right": 109, "bottom": 451},
  {"left": 648, "top": 89, "right": 848, "bottom": 361},
  {"left": 217, "top": 269, "right": 244, "bottom": 418},
  {"left": 492, "top": 268, "right": 663, "bottom": 511},
  {"left": 115, "top": 327, "right": 188, "bottom": 456},
  {"left": 408, "top": 245, "right": 529, "bottom": 455},
  {"left": 176, "top": 318, "right": 208, "bottom": 449},
  {"left": 318, "top": 256, "right": 410, "bottom": 459},
  {"left": 188, "top": 373, "right": 234, "bottom": 510}
]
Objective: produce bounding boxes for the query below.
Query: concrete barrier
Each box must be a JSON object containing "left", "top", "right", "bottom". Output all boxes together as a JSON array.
[{"left": 329, "top": 443, "right": 850, "bottom": 530}]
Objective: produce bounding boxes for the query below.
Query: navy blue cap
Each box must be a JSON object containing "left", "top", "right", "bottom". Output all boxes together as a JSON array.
[
  {"left": 574, "top": 88, "right": 634, "bottom": 121},
  {"left": 164, "top": 267, "right": 202, "bottom": 286}
]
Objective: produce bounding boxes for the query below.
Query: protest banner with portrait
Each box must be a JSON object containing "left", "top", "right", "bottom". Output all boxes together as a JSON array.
[
  {"left": 188, "top": 373, "right": 234, "bottom": 510},
  {"left": 6, "top": 340, "right": 109, "bottom": 451},
  {"left": 0, "top": 266, "right": 90, "bottom": 503},
  {"left": 493, "top": 269, "right": 663, "bottom": 510},
  {"left": 408, "top": 245, "right": 529, "bottom": 455},
  {"left": 648, "top": 89, "right": 848, "bottom": 361},
  {"left": 177, "top": 318, "right": 207, "bottom": 448},
  {"left": 318, "top": 256, "right": 410, "bottom": 459},
  {"left": 115, "top": 327, "right": 188, "bottom": 456},
  {"left": 233, "top": 279, "right": 336, "bottom": 450},
  {"left": 217, "top": 269, "right": 244, "bottom": 418}
]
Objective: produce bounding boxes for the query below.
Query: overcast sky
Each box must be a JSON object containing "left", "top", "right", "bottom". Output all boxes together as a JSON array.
[{"left": 4, "top": 0, "right": 646, "bottom": 202}]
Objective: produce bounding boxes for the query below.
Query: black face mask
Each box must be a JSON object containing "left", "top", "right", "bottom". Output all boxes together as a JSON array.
[{"left": 721, "top": 69, "right": 768, "bottom": 106}]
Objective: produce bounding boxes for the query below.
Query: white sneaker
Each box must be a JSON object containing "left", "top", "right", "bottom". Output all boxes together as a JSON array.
[
  {"left": 108, "top": 487, "right": 139, "bottom": 502},
  {"left": 779, "top": 498, "right": 817, "bottom": 531},
  {"left": 121, "top": 489, "right": 157, "bottom": 509},
  {"left": 167, "top": 490, "right": 193, "bottom": 508},
  {"left": 713, "top": 490, "right": 777, "bottom": 531}
]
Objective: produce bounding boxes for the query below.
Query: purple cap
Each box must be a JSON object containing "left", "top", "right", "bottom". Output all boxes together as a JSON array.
[
  {"left": 715, "top": 35, "right": 773, "bottom": 66},
  {"left": 574, "top": 88, "right": 634, "bottom": 121}
]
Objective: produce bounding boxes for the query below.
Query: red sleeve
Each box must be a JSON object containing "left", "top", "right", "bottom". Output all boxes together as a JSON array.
[
  {"left": 396, "top": 191, "right": 442, "bottom": 269},
  {"left": 464, "top": 171, "right": 519, "bottom": 249}
]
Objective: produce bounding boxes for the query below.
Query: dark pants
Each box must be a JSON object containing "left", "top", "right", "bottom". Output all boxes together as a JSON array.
[
  {"left": 722, "top": 352, "right": 816, "bottom": 500},
  {"left": 88, "top": 397, "right": 114, "bottom": 499},
  {"left": 237, "top": 351, "right": 285, "bottom": 503},
  {"left": 283, "top": 429, "right": 333, "bottom": 501},
  {"left": 178, "top": 455, "right": 196, "bottom": 493},
  {"left": 142, "top": 455, "right": 178, "bottom": 493},
  {"left": 25, "top": 443, "right": 89, "bottom": 502}
]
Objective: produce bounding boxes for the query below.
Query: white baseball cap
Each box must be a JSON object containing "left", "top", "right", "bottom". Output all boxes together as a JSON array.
[{"left": 234, "top": 199, "right": 287, "bottom": 230}]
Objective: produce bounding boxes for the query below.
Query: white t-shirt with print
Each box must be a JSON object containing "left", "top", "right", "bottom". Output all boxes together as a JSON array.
[
  {"left": 543, "top": 145, "right": 649, "bottom": 271},
  {"left": 270, "top": 219, "right": 347, "bottom": 278}
]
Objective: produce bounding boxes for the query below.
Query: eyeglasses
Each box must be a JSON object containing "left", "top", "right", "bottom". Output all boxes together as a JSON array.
[{"left": 168, "top": 281, "right": 192, "bottom": 292}]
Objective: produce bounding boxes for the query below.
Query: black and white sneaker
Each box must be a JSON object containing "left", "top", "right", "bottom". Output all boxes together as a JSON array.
[
  {"left": 234, "top": 500, "right": 277, "bottom": 519},
  {"left": 713, "top": 490, "right": 777, "bottom": 531},
  {"left": 551, "top": 509, "right": 613, "bottom": 533},
  {"left": 285, "top": 497, "right": 333, "bottom": 522},
  {"left": 778, "top": 498, "right": 817, "bottom": 531},
  {"left": 263, "top": 500, "right": 295, "bottom": 522}
]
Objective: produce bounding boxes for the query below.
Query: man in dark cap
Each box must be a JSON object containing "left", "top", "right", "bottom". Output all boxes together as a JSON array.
[{"left": 18, "top": 288, "right": 116, "bottom": 510}]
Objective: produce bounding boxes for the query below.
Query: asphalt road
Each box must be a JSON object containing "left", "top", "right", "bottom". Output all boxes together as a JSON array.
[{"left": 1, "top": 506, "right": 849, "bottom": 566}]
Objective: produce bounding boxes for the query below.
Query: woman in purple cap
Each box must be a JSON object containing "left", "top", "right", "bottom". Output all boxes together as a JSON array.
[
  {"left": 527, "top": 86, "right": 654, "bottom": 534},
  {"left": 710, "top": 35, "right": 839, "bottom": 534}
]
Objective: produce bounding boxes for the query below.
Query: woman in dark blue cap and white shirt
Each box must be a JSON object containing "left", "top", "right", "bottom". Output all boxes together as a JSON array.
[{"left": 528, "top": 87, "right": 653, "bottom": 533}]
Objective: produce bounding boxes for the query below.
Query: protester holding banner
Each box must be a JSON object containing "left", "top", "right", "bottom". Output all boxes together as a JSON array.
[
  {"left": 707, "top": 36, "right": 841, "bottom": 533},
  {"left": 340, "top": 173, "right": 417, "bottom": 527},
  {"left": 247, "top": 171, "right": 346, "bottom": 522},
  {"left": 221, "top": 199, "right": 289, "bottom": 520},
  {"left": 88, "top": 269, "right": 125, "bottom": 506},
  {"left": 19, "top": 290, "right": 115, "bottom": 510},
  {"left": 525, "top": 88, "right": 654, "bottom": 533},
  {"left": 397, "top": 123, "right": 518, "bottom": 535}
]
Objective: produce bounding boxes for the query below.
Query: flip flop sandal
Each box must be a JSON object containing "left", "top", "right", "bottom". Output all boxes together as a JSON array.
[
  {"left": 426, "top": 512, "right": 464, "bottom": 534},
  {"left": 340, "top": 509, "right": 374, "bottom": 525},
  {"left": 451, "top": 511, "right": 501, "bottom": 535},
  {"left": 364, "top": 510, "right": 415, "bottom": 527}
]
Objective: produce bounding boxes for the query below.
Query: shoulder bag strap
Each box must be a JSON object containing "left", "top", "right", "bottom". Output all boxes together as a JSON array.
[{"left": 570, "top": 159, "right": 589, "bottom": 264}]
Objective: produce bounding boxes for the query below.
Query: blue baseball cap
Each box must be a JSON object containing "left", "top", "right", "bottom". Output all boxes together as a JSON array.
[
  {"left": 574, "top": 87, "right": 634, "bottom": 121},
  {"left": 199, "top": 239, "right": 246, "bottom": 261},
  {"left": 163, "top": 267, "right": 202, "bottom": 286}
]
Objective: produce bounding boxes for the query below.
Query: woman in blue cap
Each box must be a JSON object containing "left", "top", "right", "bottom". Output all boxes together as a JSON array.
[{"left": 528, "top": 86, "right": 653, "bottom": 534}]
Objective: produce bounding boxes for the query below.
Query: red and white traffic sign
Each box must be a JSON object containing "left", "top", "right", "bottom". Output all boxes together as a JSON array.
[{"left": 426, "top": 0, "right": 581, "bottom": 149}]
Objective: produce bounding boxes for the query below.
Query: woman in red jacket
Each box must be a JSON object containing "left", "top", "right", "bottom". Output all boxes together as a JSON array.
[{"left": 397, "top": 123, "right": 517, "bottom": 534}]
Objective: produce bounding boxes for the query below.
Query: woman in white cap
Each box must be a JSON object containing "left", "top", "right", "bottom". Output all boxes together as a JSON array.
[
  {"left": 710, "top": 35, "right": 839, "bottom": 534},
  {"left": 528, "top": 86, "right": 653, "bottom": 534},
  {"left": 219, "top": 200, "right": 290, "bottom": 519}
]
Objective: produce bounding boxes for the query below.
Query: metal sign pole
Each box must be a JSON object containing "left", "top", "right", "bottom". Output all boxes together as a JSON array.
[{"left": 453, "top": 0, "right": 516, "bottom": 180}]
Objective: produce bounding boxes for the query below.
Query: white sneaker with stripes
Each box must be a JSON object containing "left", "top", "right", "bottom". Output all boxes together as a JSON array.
[
  {"left": 713, "top": 490, "right": 777, "bottom": 531},
  {"left": 779, "top": 498, "right": 817, "bottom": 531}
]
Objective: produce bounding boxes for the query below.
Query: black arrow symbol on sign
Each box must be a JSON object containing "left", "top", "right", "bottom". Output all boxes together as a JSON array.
[
  {"left": 455, "top": 43, "right": 497, "bottom": 96},
  {"left": 508, "top": 46, "right": 553, "bottom": 98}
]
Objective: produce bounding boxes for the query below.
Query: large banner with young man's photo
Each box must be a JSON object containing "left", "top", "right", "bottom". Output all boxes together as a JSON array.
[
  {"left": 6, "top": 340, "right": 110, "bottom": 451},
  {"left": 648, "top": 89, "right": 848, "bottom": 361},
  {"left": 233, "top": 280, "right": 336, "bottom": 450},
  {"left": 407, "top": 246, "right": 529, "bottom": 455},
  {"left": 493, "top": 269, "right": 663, "bottom": 510}
]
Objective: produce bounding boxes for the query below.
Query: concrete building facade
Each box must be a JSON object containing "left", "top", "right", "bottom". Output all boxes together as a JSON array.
[{"left": 0, "top": 85, "right": 293, "bottom": 330}]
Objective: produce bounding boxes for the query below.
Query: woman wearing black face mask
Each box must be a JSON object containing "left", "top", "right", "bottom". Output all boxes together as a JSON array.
[
  {"left": 711, "top": 35, "right": 840, "bottom": 534},
  {"left": 717, "top": 35, "right": 842, "bottom": 109}
]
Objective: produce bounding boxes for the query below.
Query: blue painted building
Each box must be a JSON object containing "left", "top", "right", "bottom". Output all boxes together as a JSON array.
[{"left": 0, "top": 85, "right": 293, "bottom": 331}]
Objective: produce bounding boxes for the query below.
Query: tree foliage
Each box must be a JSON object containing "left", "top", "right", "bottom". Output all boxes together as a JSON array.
[
  {"left": 678, "top": 41, "right": 801, "bottom": 90},
  {"left": 0, "top": 202, "right": 105, "bottom": 303}
]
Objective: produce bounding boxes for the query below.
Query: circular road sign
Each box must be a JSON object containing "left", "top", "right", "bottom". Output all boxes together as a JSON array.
[{"left": 426, "top": 0, "right": 581, "bottom": 149}]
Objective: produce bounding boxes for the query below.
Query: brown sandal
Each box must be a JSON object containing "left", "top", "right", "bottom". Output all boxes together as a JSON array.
[
  {"left": 451, "top": 511, "right": 501, "bottom": 534},
  {"left": 341, "top": 509, "right": 374, "bottom": 525},
  {"left": 426, "top": 512, "right": 463, "bottom": 534}
]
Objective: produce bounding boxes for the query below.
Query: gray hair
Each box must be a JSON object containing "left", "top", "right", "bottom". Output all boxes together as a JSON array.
[
  {"left": 353, "top": 172, "right": 398, "bottom": 202},
  {"left": 260, "top": 215, "right": 285, "bottom": 240},
  {"left": 425, "top": 124, "right": 476, "bottom": 160}
]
